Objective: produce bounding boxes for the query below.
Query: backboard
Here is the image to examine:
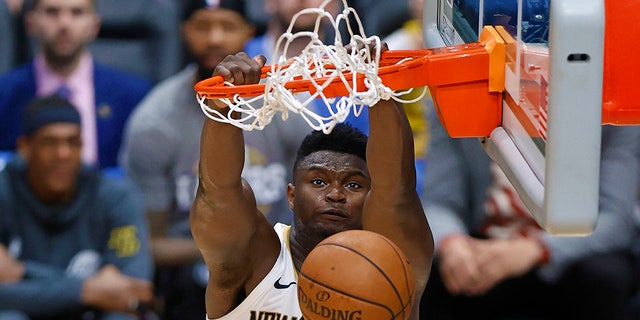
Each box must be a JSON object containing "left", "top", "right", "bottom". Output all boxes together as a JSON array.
[{"left": 422, "top": 0, "right": 605, "bottom": 234}]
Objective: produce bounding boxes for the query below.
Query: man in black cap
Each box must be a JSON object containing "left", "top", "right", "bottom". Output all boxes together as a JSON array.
[
  {"left": 0, "top": 95, "right": 154, "bottom": 320},
  {"left": 180, "top": 0, "right": 254, "bottom": 80}
]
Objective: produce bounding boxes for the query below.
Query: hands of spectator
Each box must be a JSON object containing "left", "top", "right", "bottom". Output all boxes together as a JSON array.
[
  {"left": 437, "top": 234, "right": 482, "bottom": 296},
  {"left": 81, "top": 264, "right": 154, "bottom": 315},
  {"left": 464, "top": 237, "right": 543, "bottom": 296},
  {"left": 0, "top": 244, "right": 24, "bottom": 283}
]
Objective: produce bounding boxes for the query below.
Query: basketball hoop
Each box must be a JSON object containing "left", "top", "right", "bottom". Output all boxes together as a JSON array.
[{"left": 194, "top": 0, "right": 428, "bottom": 133}]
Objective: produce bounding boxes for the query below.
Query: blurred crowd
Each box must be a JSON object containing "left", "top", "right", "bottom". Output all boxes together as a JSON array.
[{"left": 1, "top": 0, "right": 640, "bottom": 320}]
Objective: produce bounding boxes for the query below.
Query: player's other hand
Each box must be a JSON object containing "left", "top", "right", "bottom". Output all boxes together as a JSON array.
[{"left": 213, "top": 52, "right": 266, "bottom": 86}]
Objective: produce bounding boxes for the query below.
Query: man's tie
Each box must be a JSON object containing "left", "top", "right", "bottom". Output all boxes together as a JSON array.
[{"left": 56, "top": 84, "right": 72, "bottom": 100}]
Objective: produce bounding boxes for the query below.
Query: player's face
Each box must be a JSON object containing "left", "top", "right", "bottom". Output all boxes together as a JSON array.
[
  {"left": 18, "top": 123, "right": 82, "bottom": 200},
  {"left": 288, "top": 151, "right": 370, "bottom": 239},
  {"left": 27, "top": 0, "right": 100, "bottom": 64},
  {"left": 182, "top": 8, "right": 255, "bottom": 73}
]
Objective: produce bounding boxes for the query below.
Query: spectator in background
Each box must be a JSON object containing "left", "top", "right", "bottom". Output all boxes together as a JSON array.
[
  {"left": 419, "top": 108, "right": 640, "bottom": 319},
  {"left": 119, "top": 1, "right": 308, "bottom": 319},
  {"left": 0, "top": 0, "right": 151, "bottom": 169},
  {"left": 0, "top": 95, "right": 153, "bottom": 320}
]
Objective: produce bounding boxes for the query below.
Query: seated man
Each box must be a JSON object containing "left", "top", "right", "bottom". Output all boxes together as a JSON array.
[
  {"left": 420, "top": 104, "right": 640, "bottom": 320},
  {"left": 0, "top": 0, "right": 151, "bottom": 168},
  {"left": 0, "top": 95, "right": 154, "bottom": 320}
]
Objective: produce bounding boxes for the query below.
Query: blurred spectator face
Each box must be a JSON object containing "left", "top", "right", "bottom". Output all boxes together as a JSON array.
[
  {"left": 182, "top": 8, "right": 255, "bottom": 72},
  {"left": 266, "top": 0, "right": 332, "bottom": 33},
  {"left": 26, "top": 0, "right": 100, "bottom": 65},
  {"left": 18, "top": 123, "right": 82, "bottom": 201}
]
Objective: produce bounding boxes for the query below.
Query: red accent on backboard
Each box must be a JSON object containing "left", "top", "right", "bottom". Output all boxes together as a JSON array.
[
  {"left": 428, "top": 42, "right": 502, "bottom": 138},
  {"left": 601, "top": 1, "right": 640, "bottom": 125}
]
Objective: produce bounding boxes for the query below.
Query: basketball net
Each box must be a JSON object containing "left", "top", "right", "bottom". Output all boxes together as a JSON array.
[{"left": 197, "top": 0, "right": 425, "bottom": 133}]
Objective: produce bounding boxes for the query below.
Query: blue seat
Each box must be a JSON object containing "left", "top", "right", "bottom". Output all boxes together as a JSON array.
[{"left": 0, "top": 150, "right": 14, "bottom": 171}]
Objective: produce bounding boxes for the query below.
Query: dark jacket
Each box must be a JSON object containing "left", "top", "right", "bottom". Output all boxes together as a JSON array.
[
  {"left": 0, "top": 157, "right": 153, "bottom": 319},
  {"left": 0, "top": 60, "right": 151, "bottom": 168}
]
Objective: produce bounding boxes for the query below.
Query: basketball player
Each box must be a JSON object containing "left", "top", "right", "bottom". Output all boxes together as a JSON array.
[{"left": 190, "top": 47, "right": 434, "bottom": 319}]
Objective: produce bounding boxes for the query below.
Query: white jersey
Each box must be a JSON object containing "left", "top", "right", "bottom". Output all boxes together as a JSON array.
[{"left": 210, "top": 223, "right": 303, "bottom": 320}]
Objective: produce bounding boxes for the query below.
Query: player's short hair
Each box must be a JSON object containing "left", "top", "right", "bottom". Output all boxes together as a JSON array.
[{"left": 293, "top": 123, "right": 368, "bottom": 175}]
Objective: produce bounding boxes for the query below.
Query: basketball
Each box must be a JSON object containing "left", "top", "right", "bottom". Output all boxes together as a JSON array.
[{"left": 297, "top": 230, "right": 415, "bottom": 320}]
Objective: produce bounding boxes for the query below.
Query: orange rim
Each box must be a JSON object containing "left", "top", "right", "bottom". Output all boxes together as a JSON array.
[{"left": 194, "top": 49, "right": 436, "bottom": 99}]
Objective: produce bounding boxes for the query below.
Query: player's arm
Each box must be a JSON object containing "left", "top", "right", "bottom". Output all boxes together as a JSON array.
[
  {"left": 189, "top": 53, "right": 280, "bottom": 312},
  {"left": 363, "top": 95, "right": 434, "bottom": 316},
  {"left": 364, "top": 97, "right": 434, "bottom": 276}
]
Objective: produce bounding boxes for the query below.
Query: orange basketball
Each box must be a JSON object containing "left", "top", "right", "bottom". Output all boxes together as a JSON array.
[{"left": 298, "top": 229, "right": 415, "bottom": 320}]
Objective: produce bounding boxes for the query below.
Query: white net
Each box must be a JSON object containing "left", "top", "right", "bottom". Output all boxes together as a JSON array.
[{"left": 197, "top": 0, "right": 425, "bottom": 133}]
